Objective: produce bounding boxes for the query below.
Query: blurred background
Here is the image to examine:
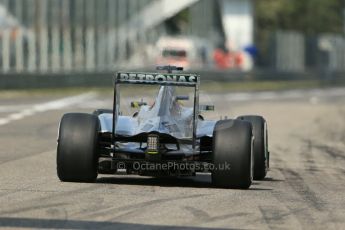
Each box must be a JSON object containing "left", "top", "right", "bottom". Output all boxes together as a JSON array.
[
  {"left": 1, "top": 2, "right": 345, "bottom": 228},
  {"left": 0, "top": 0, "right": 344, "bottom": 88}
]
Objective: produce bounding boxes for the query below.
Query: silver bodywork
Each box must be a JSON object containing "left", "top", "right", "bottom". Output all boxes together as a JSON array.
[
  {"left": 99, "top": 86, "right": 216, "bottom": 138},
  {"left": 99, "top": 86, "right": 216, "bottom": 155},
  {"left": 99, "top": 72, "right": 217, "bottom": 156}
]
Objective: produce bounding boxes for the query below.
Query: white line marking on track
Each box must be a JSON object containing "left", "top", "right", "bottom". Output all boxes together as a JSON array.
[
  {"left": 0, "top": 105, "right": 37, "bottom": 113},
  {"left": 0, "top": 92, "right": 96, "bottom": 126}
]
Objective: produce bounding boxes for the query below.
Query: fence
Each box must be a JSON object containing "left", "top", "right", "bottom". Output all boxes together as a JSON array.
[
  {"left": 0, "top": 0, "right": 156, "bottom": 73},
  {"left": 271, "top": 31, "right": 305, "bottom": 72},
  {"left": 263, "top": 31, "right": 345, "bottom": 74},
  {"left": 1, "top": 1, "right": 344, "bottom": 75},
  {"left": 317, "top": 34, "right": 345, "bottom": 72}
]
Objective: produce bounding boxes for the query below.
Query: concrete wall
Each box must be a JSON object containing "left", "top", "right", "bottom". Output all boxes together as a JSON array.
[{"left": 220, "top": 0, "right": 254, "bottom": 49}]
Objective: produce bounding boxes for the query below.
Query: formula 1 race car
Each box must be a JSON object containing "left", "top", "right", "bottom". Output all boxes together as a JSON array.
[{"left": 57, "top": 66, "right": 269, "bottom": 189}]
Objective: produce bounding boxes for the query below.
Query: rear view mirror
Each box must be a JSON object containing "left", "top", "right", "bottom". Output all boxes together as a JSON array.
[
  {"left": 200, "top": 105, "right": 215, "bottom": 111},
  {"left": 131, "top": 101, "right": 147, "bottom": 108},
  {"left": 175, "top": 95, "right": 189, "bottom": 101}
]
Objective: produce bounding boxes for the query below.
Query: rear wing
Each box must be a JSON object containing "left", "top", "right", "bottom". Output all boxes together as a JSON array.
[{"left": 115, "top": 72, "right": 199, "bottom": 87}]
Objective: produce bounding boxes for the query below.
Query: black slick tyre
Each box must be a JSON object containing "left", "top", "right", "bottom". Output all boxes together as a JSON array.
[
  {"left": 57, "top": 113, "right": 100, "bottom": 182},
  {"left": 212, "top": 119, "right": 253, "bottom": 189},
  {"left": 237, "top": 115, "right": 268, "bottom": 180}
]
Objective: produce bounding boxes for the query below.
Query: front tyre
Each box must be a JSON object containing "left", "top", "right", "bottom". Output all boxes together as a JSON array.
[
  {"left": 212, "top": 119, "right": 253, "bottom": 189},
  {"left": 57, "top": 113, "right": 100, "bottom": 182}
]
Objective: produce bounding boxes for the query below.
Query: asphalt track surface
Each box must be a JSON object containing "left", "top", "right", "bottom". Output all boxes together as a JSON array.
[{"left": 0, "top": 87, "right": 344, "bottom": 229}]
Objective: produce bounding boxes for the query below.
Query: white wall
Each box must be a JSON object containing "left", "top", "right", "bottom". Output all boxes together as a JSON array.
[{"left": 220, "top": 0, "right": 254, "bottom": 50}]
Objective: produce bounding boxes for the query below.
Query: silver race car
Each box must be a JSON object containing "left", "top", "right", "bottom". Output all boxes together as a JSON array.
[{"left": 57, "top": 66, "right": 269, "bottom": 189}]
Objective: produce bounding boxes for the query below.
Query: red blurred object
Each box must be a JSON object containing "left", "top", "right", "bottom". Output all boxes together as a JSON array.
[
  {"left": 213, "top": 48, "right": 245, "bottom": 70},
  {"left": 213, "top": 48, "right": 231, "bottom": 69}
]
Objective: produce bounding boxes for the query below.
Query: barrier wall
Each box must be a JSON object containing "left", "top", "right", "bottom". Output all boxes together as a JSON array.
[{"left": 1, "top": 69, "right": 344, "bottom": 90}]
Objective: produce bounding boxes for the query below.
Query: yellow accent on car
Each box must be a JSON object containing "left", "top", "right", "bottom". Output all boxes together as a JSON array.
[{"left": 147, "top": 151, "right": 159, "bottom": 155}]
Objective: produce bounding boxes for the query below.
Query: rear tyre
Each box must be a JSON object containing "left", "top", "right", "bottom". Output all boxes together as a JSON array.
[
  {"left": 57, "top": 113, "right": 100, "bottom": 182},
  {"left": 212, "top": 119, "right": 253, "bottom": 189},
  {"left": 237, "top": 115, "right": 268, "bottom": 180}
]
